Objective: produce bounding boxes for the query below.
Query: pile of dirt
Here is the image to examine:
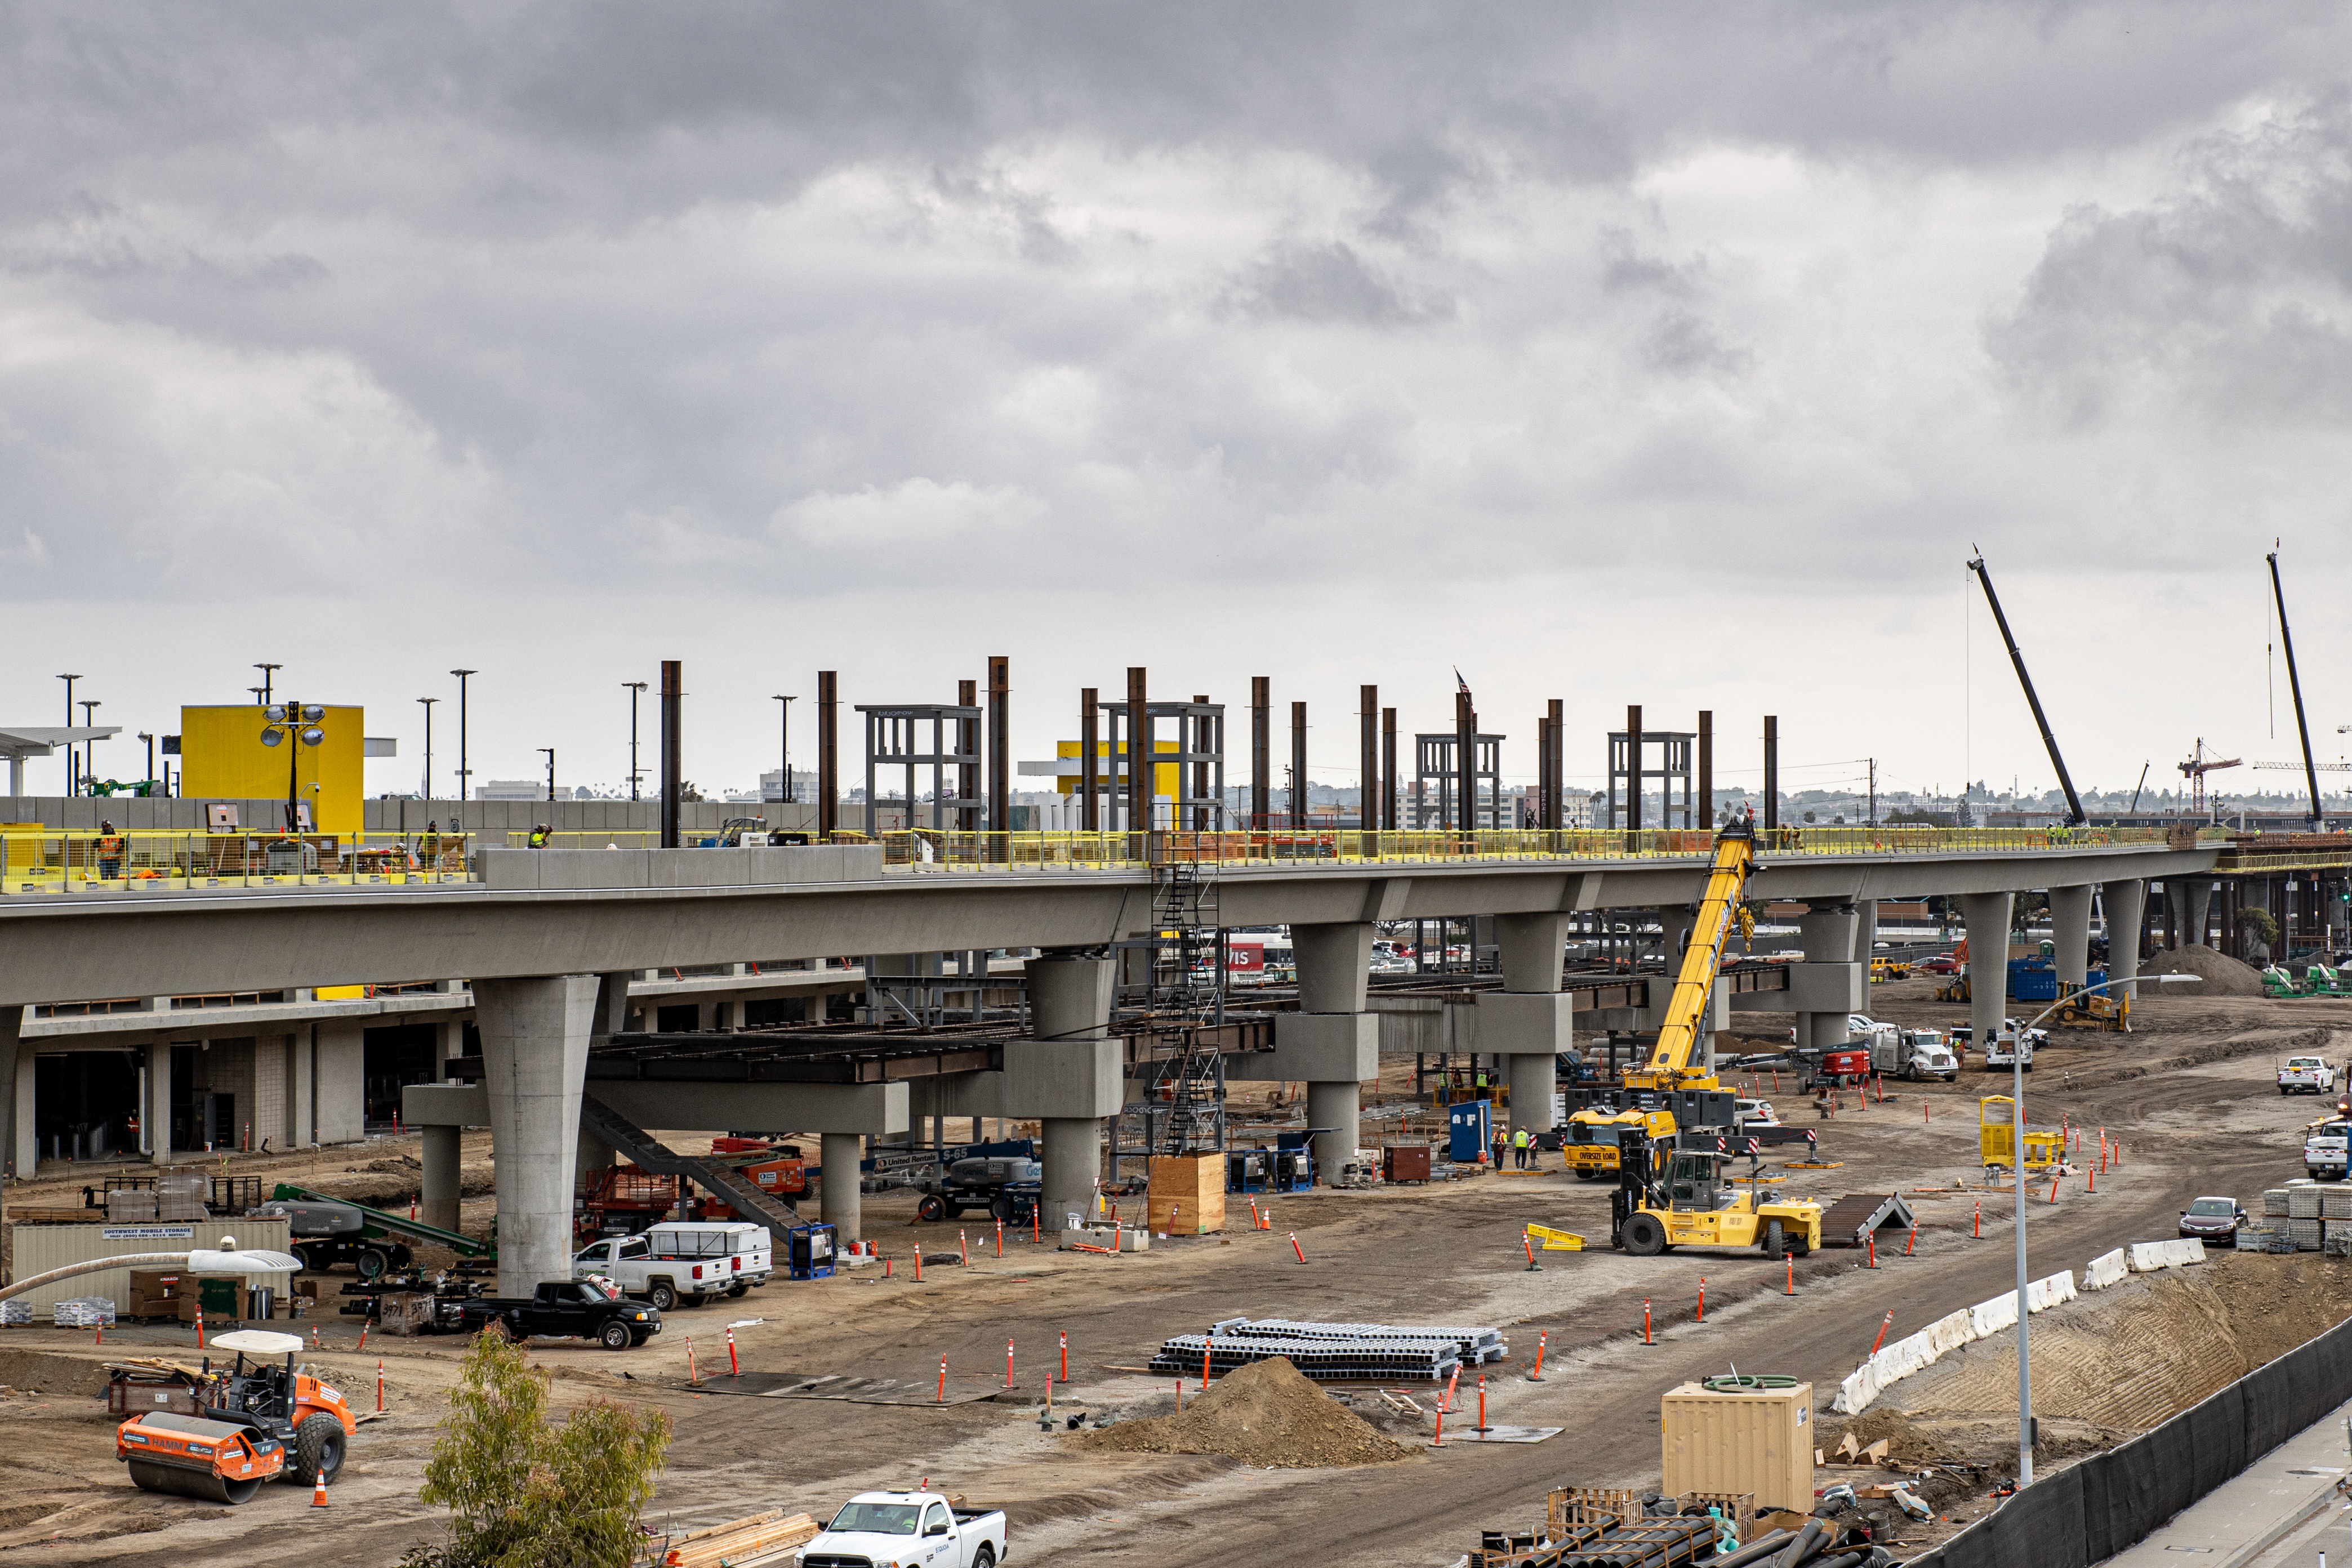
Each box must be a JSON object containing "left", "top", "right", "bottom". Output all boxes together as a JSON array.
[
  {"left": 1071, "top": 1357, "right": 1411, "bottom": 1468},
  {"left": 2142, "top": 945, "right": 2266, "bottom": 997}
]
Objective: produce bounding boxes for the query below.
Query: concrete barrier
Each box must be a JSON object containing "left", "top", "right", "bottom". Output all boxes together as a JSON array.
[
  {"left": 2083, "top": 1248, "right": 2128, "bottom": 1290},
  {"left": 1971, "top": 1294, "right": 2020, "bottom": 1338},
  {"left": 2025, "top": 1269, "right": 2078, "bottom": 1312},
  {"left": 1834, "top": 1272, "right": 2087, "bottom": 1416},
  {"left": 2127, "top": 1238, "right": 2208, "bottom": 1272}
]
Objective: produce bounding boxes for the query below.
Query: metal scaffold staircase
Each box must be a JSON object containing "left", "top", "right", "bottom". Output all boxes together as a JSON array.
[
  {"left": 579, "top": 1094, "right": 812, "bottom": 1237},
  {"left": 1113, "top": 845, "right": 1231, "bottom": 1175}
]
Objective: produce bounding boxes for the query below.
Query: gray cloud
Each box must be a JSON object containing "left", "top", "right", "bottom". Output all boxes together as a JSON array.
[{"left": 1986, "top": 94, "right": 2352, "bottom": 426}]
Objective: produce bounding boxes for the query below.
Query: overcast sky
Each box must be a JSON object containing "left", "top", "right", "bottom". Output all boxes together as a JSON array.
[{"left": 8, "top": 3, "right": 2352, "bottom": 805}]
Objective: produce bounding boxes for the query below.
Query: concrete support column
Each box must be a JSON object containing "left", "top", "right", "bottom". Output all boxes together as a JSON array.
[
  {"left": 475, "top": 974, "right": 599, "bottom": 1297},
  {"left": 0, "top": 1009, "right": 21, "bottom": 1179},
  {"left": 146, "top": 1040, "right": 174, "bottom": 1165},
  {"left": 290, "top": 1030, "right": 315, "bottom": 1147},
  {"left": 1040, "top": 1118, "right": 1099, "bottom": 1228},
  {"left": 2049, "top": 885, "right": 2092, "bottom": 988},
  {"left": 1856, "top": 902, "right": 1879, "bottom": 976},
  {"left": 2179, "top": 880, "right": 2213, "bottom": 948},
  {"left": 820, "top": 1132, "right": 863, "bottom": 1242},
  {"left": 420, "top": 1123, "right": 462, "bottom": 1233},
  {"left": 1495, "top": 913, "right": 1569, "bottom": 994},
  {"left": 1026, "top": 955, "right": 1116, "bottom": 1226},
  {"left": 1962, "top": 892, "right": 2015, "bottom": 1052},
  {"left": 1486, "top": 913, "right": 1570, "bottom": 1135},
  {"left": 1797, "top": 904, "right": 1861, "bottom": 1049},
  {"left": 1294, "top": 923, "right": 1374, "bottom": 1178},
  {"left": 314, "top": 1021, "right": 364, "bottom": 1144},
  {"left": 2101, "top": 879, "right": 2146, "bottom": 1002}
]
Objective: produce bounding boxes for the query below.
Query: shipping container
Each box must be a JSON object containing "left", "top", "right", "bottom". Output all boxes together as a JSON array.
[
  {"left": 1660, "top": 1378, "right": 1814, "bottom": 1514},
  {"left": 6, "top": 1217, "right": 291, "bottom": 1313}
]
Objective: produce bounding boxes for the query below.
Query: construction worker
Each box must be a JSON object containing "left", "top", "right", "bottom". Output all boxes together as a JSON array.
[
  {"left": 1512, "top": 1125, "right": 1531, "bottom": 1169},
  {"left": 96, "top": 820, "right": 123, "bottom": 880},
  {"left": 1490, "top": 1127, "right": 1507, "bottom": 1170},
  {"left": 528, "top": 823, "right": 553, "bottom": 849}
]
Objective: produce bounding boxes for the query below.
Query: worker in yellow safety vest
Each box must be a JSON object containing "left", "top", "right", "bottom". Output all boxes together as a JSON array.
[
  {"left": 528, "top": 823, "right": 553, "bottom": 848},
  {"left": 1512, "top": 1126, "right": 1531, "bottom": 1169}
]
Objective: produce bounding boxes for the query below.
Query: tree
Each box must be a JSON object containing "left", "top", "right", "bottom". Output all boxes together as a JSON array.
[
  {"left": 2235, "top": 907, "right": 2280, "bottom": 953},
  {"left": 409, "top": 1329, "right": 671, "bottom": 1568}
]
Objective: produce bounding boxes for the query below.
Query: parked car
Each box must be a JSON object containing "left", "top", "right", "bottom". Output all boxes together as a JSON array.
[
  {"left": 1734, "top": 1098, "right": 1780, "bottom": 1128},
  {"left": 1917, "top": 954, "right": 1959, "bottom": 975},
  {"left": 2178, "top": 1196, "right": 2248, "bottom": 1244}
]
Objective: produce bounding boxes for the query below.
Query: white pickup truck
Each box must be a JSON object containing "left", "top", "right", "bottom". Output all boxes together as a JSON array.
[
  {"left": 2280, "top": 1056, "right": 2339, "bottom": 1097},
  {"left": 571, "top": 1221, "right": 772, "bottom": 1311},
  {"left": 2305, "top": 1120, "right": 2350, "bottom": 1181},
  {"left": 796, "top": 1491, "right": 1008, "bottom": 1568}
]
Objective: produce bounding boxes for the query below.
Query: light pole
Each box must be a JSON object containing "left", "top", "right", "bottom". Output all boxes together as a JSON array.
[
  {"left": 138, "top": 733, "right": 154, "bottom": 794},
  {"left": 417, "top": 697, "right": 437, "bottom": 800},
  {"left": 2007, "top": 970, "right": 2201, "bottom": 1486},
  {"left": 772, "top": 694, "right": 796, "bottom": 807},
  {"left": 253, "top": 663, "right": 280, "bottom": 706},
  {"left": 258, "top": 702, "right": 327, "bottom": 833},
  {"left": 450, "top": 670, "right": 477, "bottom": 811},
  {"left": 623, "top": 681, "right": 648, "bottom": 801},
  {"left": 538, "top": 747, "right": 556, "bottom": 803},
  {"left": 79, "top": 700, "right": 101, "bottom": 790},
  {"left": 57, "top": 675, "right": 79, "bottom": 794}
]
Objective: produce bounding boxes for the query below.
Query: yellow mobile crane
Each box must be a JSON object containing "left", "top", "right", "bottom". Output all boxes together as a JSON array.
[
  {"left": 1561, "top": 824, "right": 1757, "bottom": 1177},
  {"left": 1557, "top": 823, "right": 1825, "bottom": 1257}
]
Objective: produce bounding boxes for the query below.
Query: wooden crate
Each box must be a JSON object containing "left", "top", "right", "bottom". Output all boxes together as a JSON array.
[
  {"left": 1679, "top": 1490, "right": 1756, "bottom": 1544},
  {"left": 1146, "top": 1156, "right": 1226, "bottom": 1235},
  {"left": 1548, "top": 1487, "right": 1642, "bottom": 1536}
]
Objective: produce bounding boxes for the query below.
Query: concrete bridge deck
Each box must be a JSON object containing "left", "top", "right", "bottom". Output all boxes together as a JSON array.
[{"left": 0, "top": 829, "right": 2225, "bottom": 1297}]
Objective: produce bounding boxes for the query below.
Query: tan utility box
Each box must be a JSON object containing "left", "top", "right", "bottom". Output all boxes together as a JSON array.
[
  {"left": 1661, "top": 1379, "right": 1814, "bottom": 1514},
  {"left": 1146, "top": 1156, "right": 1225, "bottom": 1235}
]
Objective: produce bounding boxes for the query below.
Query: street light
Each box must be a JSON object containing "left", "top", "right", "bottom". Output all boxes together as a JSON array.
[
  {"left": 252, "top": 663, "right": 281, "bottom": 706},
  {"left": 417, "top": 697, "right": 438, "bottom": 800},
  {"left": 56, "top": 675, "right": 79, "bottom": 793},
  {"left": 623, "top": 681, "right": 648, "bottom": 801},
  {"left": 78, "top": 700, "right": 101, "bottom": 792},
  {"left": 538, "top": 747, "right": 556, "bottom": 803},
  {"left": 257, "top": 701, "right": 327, "bottom": 832},
  {"left": 772, "top": 694, "right": 797, "bottom": 807},
  {"left": 2007, "top": 969, "right": 2202, "bottom": 1487},
  {"left": 450, "top": 670, "right": 477, "bottom": 815},
  {"left": 137, "top": 733, "right": 154, "bottom": 794}
]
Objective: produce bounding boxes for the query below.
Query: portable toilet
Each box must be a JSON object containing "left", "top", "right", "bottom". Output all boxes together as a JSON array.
[{"left": 1448, "top": 1101, "right": 1493, "bottom": 1164}]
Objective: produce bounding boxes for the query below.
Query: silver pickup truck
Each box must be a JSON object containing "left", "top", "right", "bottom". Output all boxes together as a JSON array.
[{"left": 797, "top": 1491, "right": 1007, "bottom": 1568}]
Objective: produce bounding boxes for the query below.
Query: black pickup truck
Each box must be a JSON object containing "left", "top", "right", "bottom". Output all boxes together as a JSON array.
[{"left": 457, "top": 1278, "right": 662, "bottom": 1351}]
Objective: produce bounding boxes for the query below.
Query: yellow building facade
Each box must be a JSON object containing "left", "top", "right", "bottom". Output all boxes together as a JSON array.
[{"left": 178, "top": 704, "right": 366, "bottom": 834}]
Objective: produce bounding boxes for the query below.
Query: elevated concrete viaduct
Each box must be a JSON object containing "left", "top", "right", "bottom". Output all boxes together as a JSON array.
[{"left": 1, "top": 839, "right": 2220, "bottom": 1295}]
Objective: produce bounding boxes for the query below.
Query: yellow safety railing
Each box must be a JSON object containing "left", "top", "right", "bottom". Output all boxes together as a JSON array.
[
  {"left": 867, "top": 823, "right": 2175, "bottom": 871},
  {"left": 0, "top": 828, "right": 477, "bottom": 894},
  {"left": 0, "top": 820, "right": 2185, "bottom": 894}
]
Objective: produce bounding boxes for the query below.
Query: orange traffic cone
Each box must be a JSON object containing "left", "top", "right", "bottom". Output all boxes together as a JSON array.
[{"left": 311, "top": 1470, "right": 328, "bottom": 1507}]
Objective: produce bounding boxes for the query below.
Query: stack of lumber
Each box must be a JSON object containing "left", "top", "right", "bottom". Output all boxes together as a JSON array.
[{"left": 651, "top": 1509, "right": 820, "bottom": 1568}]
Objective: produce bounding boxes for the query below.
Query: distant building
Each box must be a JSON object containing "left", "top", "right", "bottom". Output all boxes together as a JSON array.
[{"left": 474, "top": 779, "right": 546, "bottom": 801}]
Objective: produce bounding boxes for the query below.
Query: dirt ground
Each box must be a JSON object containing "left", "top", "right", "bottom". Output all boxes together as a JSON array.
[{"left": 7, "top": 977, "right": 2352, "bottom": 1566}]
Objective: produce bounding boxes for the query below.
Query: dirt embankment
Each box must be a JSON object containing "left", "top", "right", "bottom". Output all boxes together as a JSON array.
[
  {"left": 1828, "top": 1253, "right": 2352, "bottom": 1477},
  {"left": 1070, "top": 1356, "right": 1413, "bottom": 1468},
  {"left": 2142, "top": 945, "right": 2268, "bottom": 997}
]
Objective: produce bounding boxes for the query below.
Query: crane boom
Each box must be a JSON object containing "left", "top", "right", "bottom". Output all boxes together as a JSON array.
[
  {"left": 2268, "top": 550, "right": 2325, "bottom": 825},
  {"left": 1967, "top": 553, "right": 2086, "bottom": 826},
  {"left": 1626, "top": 822, "right": 1754, "bottom": 1091}
]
